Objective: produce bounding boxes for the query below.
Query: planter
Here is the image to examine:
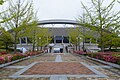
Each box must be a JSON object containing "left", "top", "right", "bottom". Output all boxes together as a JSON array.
[
  {"left": 0, "top": 53, "right": 44, "bottom": 68},
  {"left": 87, "top": 56, "right": 120, "bottom": 69},
  {"left": 0, "top": 56, "right": 30, "bottom": 68}
]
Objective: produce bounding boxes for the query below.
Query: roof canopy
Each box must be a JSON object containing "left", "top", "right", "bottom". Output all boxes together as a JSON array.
[{"left": 38, "top": 19, "right": 80, "bottom": 25}]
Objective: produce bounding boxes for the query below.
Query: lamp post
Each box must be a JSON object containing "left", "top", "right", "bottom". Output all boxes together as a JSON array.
[
  {"left": 78, "top": 36, "right": 81, "bottom": 51},
  {"left": 76, "top": 37, "right": 78, "bottom": 50},
  {"left": 37, "top": 37, "right": 39, "bottom": 51},
  {"left": 39, "top": 37, "right": 41, "bottom": 50},
  {"left": 82, "top": 33, "right": 85, "bottom": 51},
  {"left": 47, "top": 36, "right": 48, "bottom": 45},
  {"left": 82, "top": 8, "right": 85, "bottom": 51},
  {"left": 79, "top": 37, "right": 81, "bottom": 51}
]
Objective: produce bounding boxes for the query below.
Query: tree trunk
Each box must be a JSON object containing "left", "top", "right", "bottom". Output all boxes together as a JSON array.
[
  {"left": 32, "top": 39, "right": 35, "bottom": 52},
  {"left": 78, "top": 44, "right": 80, "bottom": 51},
  {"left": 5, "top": 43, "right": 8, "bottom": 53},
  {"left": 83, "top": 39, "right": 85, "bottom": 51},
  {"left": 109, "top": 46, "right": 112, "bottom": 51},
  {"left": 14, "top": 32, "right": 17, "bottom": 53},
  {"left": 41, "top": 46, "right": 42, "bottom": 51},
  {"left": 37, "top": 38, "right": 39, "bottom": 51},
  {"left": 32, "top": 30, "right": 36, "bottom": 52},
  {"left": 98, "top": 0, "right": 104, "bottom": 52},
  {"left": 14, "top": 0, "right": 20, "bottom": 54},
  {"left": 100, "top": 31, "right": 104, "bottom": 52},
  {"left": 76, "top": 44, "right": 77, "bottom": 50}
]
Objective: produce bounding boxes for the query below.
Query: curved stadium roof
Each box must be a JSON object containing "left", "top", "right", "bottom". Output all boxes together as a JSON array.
[{"left": 38, "top": 19, "right": 80, "bottom": 25}]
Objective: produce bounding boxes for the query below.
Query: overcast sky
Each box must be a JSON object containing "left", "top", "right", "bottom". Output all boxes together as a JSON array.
[
  {"left": 32, "top": 0, "right": 120, "bottom": 21},
  {"left": 1, "top": 0, "right": 120, "bottom": 21}
]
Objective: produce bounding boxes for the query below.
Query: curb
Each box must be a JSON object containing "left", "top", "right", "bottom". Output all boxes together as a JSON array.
[
  {"left": 71, "top": 53, "right": 120, "bottom": 69},
  {"left": 0, "top": 53, "right": 44, "bottom": 68},
  {"left": 87, "top": 56, "right": 120, "bottom": 69},
  {"left": 0, "top": 57, "right": 30, "bottom": 68}
]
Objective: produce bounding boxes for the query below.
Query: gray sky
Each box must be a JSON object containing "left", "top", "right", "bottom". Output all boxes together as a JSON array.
[
  {"left": 33, "top": 0, "right": 120, "bottom": 21},
  {"left": 1, "top": 0, "right": 120, "bottom": 21}
]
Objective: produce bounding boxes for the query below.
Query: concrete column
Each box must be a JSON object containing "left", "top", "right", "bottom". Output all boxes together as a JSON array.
[
  {"left": 54, "top": 36, "right": 55, "bottom": 43},
  {"left": 62, "top": 35, "right": 64, "bottom": 43},
  {"left": 90, "top": 38, "right": 92, "bottom": 44},
  {"left": 26, "top": 37, "right": 28, "bottom": 44},
  {"left": 69, "top": 36, "right": 70, "bottom": 44}
]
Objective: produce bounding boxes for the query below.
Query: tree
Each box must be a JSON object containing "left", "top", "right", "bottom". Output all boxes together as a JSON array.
[
  {"left": 68, "top": 27, "right": 82, "bottom": 50},
  {"left": 1, "top": 0, "right": 34, "bottom": 53},
  {"left": 20, "top": 21, "right": 38, "bottom": 51},
  {"left": 0, "top": 28, "right": 14, "bottom": 52},
  {"left": 81, "top": 0, "right": 120, "bottom": 52},
  {"left": 112, "top": 37, "right": 120, "bottom": 48},
  {"left": 37, "top": 28, "right": 51, "bottom": 51},
  {"left": 0, "top": 0, "right": 4, "bottom": 5},
  {"left": 21, "top": 20, "right": 51, "bottom": 51},
  {"left": 99, "top": 32, "right": 116, "bottom": 50}
]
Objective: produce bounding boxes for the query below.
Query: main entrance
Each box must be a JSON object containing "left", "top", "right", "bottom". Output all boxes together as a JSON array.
[
  {"left": 38, "top": 19, "right": 80, "bottom": 44},
  {"left": 54, "top": 36, "right": 69, "bottom": 43}
]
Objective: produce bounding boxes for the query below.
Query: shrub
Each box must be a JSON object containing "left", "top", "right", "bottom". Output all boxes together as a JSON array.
[
  {"left": 0, "top": 51, "right": 43, "bottom": 64},
  {"left": 87, "top": 52, "right": 120, "bottom": 65},
  {"left": 0, "top": 52, "right": 7, "bottom": 55},
  {"left": 73, "top": 50, "right": 86, "bottom": 55},
  {"left": 0, "top": 57, "right": 5, "bottom": 64},
  {"left": 5, "top": 55, "right": 13, "bottom": 63}
]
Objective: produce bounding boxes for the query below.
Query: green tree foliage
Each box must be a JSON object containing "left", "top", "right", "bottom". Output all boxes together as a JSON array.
[
  {"left": 69, "top": 28, "right": 80, "bottom": 44},
  {"left": 0, "top": 0, "right": 4, "bottom": 5},
  {"left": 21, "top": 21, "right": 51, "bottom": 51},
  {"left": 20, "top": 21, "right": 38, "bottom": 51},
  {"left": 68, "top": 27, "right": 83, "bottom": 50},
  {"left": 98, "top": 32, "right": 120, "bottom": 50},
  {"left": 112, "top": 37, "right": 120, "bottom": 48},
  {"left": 0, "top": 28, "right": 14, "bottom": 52},
  {"left": 1, "top": 0, "right": 34, "bottom": 53},
  {"left": 37, "top": 28, "right": 51, "bottom": 47},
  {"left": 81, "top": 0, "right": 120, "bottom": 52}
]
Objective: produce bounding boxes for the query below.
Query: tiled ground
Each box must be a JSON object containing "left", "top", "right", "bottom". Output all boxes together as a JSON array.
[
  {"left": 23, "top": 62, "right": 94, "bottom": 75},
  {"left": 62, "top": 54, "right": 85, "bottom": 62},
  {"left": 0, "top": 68, "right": 20, "bottom": 77},
  {"left": 0, "top": 53, "right": 120, "bottom": 80},
  {"left": 11, "top": 53, "right": 56, "bottom": 66}
]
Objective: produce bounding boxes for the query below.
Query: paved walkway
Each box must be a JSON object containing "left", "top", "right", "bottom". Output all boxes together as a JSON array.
[{"left": 0, "top": 53, "right": 120, "bottom": 80}]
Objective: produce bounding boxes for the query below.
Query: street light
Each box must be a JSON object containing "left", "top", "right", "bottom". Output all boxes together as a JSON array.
[
  {"left": 47, "top": 36, "right": 48, "bottom": 45},
  {"left": 76, "top": 37, "right": 78, "bottom": 50},
  {"left": 39, "top": 37, "right": 42, "bottom": 50}
]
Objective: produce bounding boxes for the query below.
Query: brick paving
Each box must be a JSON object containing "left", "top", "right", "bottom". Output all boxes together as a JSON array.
[
  {"left": 23, "top": 62, "right": 94, "bottom": 75},
  {"left": 0, "top": 53, "right": 120, "bottom": 80}
]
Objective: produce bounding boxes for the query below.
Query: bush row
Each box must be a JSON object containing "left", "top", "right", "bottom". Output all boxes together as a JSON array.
[
  {"left": 0, "top": 51, "right": 43, "bottom": 64},
  {"left": 73, "top": 50, "right": 120, "bottom": 65}
]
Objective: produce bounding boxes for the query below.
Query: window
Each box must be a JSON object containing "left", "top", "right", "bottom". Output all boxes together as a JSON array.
[{"left": 21, "top": 37, "right": 26, "bottom": 44}]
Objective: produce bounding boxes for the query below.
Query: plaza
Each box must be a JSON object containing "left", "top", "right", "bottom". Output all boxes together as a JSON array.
[
  {"left": 0, "top": 53, "right": 120, "bottom": 80},
  {"left": 0, "top": 0, "right": 120, "bottom": 80}
]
